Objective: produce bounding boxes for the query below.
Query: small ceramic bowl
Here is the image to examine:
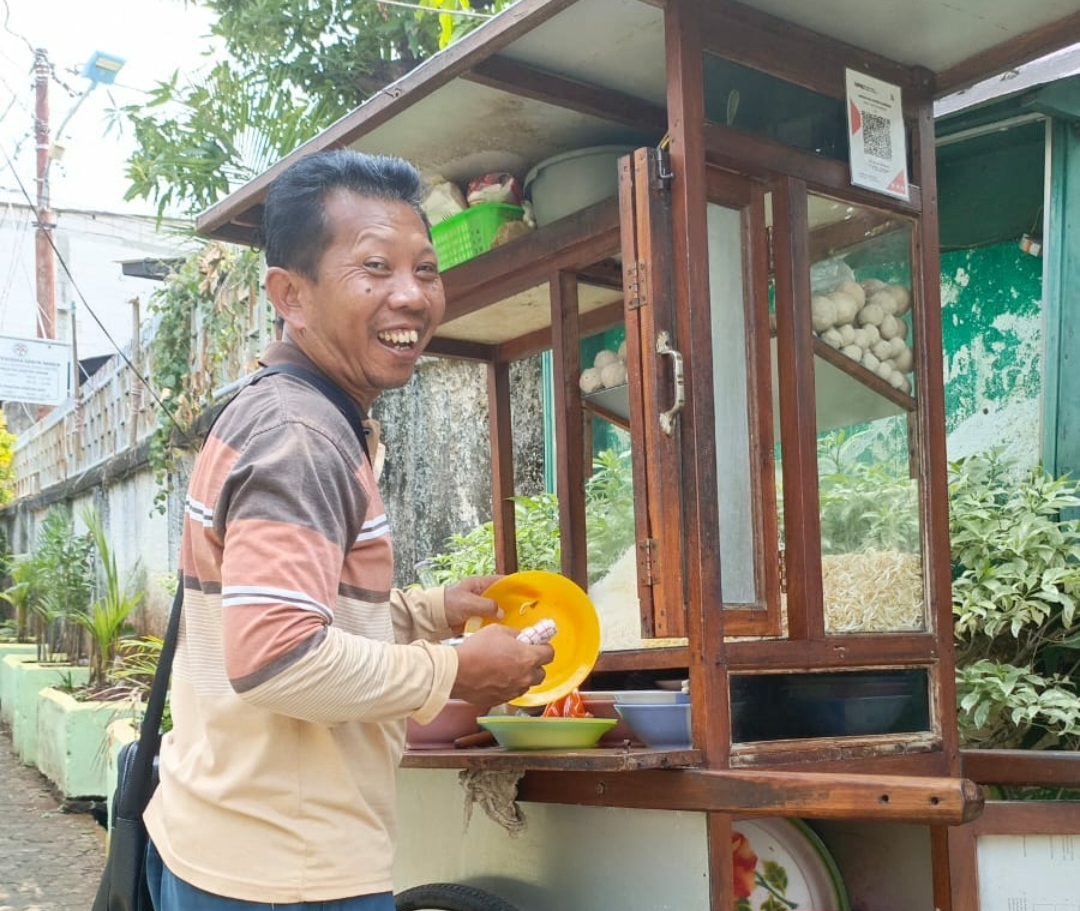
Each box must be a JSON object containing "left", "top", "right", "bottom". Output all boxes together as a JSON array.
[
  {"left": 614, "top": 702, "right": 692, "bottom": 749},
  {"left": 405, "top": 699, "right": 483, "bottom": 749}
]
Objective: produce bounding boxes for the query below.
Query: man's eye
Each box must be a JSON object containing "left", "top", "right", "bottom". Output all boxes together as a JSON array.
[{"left": 365, "top": 259, "right": 390, "bottom": 271}]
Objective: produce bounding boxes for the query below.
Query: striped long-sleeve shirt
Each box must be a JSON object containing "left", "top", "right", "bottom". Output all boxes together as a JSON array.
[{"left": 144, "top": 341, "right": 459, "bottom": 903}]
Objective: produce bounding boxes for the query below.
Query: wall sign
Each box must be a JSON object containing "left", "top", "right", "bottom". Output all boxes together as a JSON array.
[
  {"left": 977, "top": 833, "right": 1079, "bottom": 910},
  {"left": 845, "top": 69, "right": 909, "bottom": 201},
  {"left": 0, "top": 335, "right": 71, "bottom": 406}
]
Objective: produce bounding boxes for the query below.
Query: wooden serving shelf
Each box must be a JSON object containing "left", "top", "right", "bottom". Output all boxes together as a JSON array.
[{"left": 402, "top": 745, "right": 701, "bottom": 771}]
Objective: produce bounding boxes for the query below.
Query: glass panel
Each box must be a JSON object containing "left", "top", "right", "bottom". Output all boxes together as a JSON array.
[
  {"left": 764, "top": 192, "right": 788, "bottom": 634},
  {"left": 703, "top": 54, "right": 847, "bottom": 161},
  {"left": 807, "top": 193, "right": 926, "bottom": 633},
  {"left": 580, "top": 327, "right": 645, "bottom": 651},
  {"left": 708, "top": 202, "right": 758, "bottom": 605},
  {"left": 731, "top": 669, "right": 930, "bottom": 742},
  {"left": 586, "top": 420, "right": 642, "bottom": 651}
]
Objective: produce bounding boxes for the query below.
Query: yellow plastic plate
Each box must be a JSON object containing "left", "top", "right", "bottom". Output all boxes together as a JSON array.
[
  {"left": 477, "top": 716, "right": 616, "bottom": 750},
  {"left": 480, "top": 571, "right": 601, "bottom": 707}
]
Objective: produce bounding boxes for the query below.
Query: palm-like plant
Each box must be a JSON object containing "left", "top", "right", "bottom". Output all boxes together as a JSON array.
[
  {"left": 75, "top": 509, "right": 143, "bottom": 690},
  {"left": 0, "top": 555, "right": 34, "bottom": 642}
]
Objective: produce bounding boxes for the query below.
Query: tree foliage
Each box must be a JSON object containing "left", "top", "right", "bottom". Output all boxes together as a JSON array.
[
  {"left": 119, "top": 0, "right": 508, "bottom": 217},
  {"left": 0, "top": 409, "right": 16, "bottom": 506}
]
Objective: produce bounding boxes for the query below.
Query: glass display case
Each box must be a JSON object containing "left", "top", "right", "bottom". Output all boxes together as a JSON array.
[{"left": 196, "top": 0, "right": 1080, "bottom": 906}]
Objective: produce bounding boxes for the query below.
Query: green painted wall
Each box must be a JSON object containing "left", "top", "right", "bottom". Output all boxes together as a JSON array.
[{"left": 939, "top": 243, "right": 1044, "bottom": 467}]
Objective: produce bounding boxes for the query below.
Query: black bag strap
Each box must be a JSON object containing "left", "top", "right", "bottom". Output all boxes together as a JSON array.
[
  {"left": 252, "top": 362, "right": 371, "bottom": 462},
  {"left": 117, "top": 577, "right": 182, "bottom": 817}
]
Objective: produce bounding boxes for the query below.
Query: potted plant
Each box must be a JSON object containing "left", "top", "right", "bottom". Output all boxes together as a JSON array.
[
  {"left": 33, "top": 507, "right": 147, "bottom": 799},
  {"left": 1, "top": 509, "right": 95, "bottom": 764},
  {"left": 74, "top": 507, "right": 144, "bottom": 691}
]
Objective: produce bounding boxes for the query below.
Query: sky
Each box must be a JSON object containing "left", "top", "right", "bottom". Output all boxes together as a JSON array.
[{"left": 0, "top": 0, "right": 220, "bottom": 216}]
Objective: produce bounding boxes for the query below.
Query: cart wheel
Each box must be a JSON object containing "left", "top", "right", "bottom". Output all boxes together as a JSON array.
[{"left": 394, "top": 882, "right": 522, "bottom": 911}]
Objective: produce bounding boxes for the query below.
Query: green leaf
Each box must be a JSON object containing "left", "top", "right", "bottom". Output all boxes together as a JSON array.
[{"left": 761, "top": 860, "right": 788, "bottom": 893}]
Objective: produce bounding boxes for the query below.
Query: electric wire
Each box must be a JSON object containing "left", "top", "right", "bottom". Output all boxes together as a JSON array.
[
  {"left": 0, "top": 200, "right": 34, "bottom": 317},
  {"left": 0, "top": 0, "right": 34, "bottom": 57},
  {"left": 0, "top": 86, "right": 22, "bottom": 127},
  {"left": 0, "top": 143, "right": 192, "bottom": 443},
  {"left": 374, "top": 0, "right": 492, "bottom": 17},
  {"left": 47, "top": 61, "right": 79, "bottom": 99},
  {"left": 0, "top": 41, "right": 24, "bottom": 71},
  {"left": 0, "top": 64, "right": 36, "bottom": 180}
]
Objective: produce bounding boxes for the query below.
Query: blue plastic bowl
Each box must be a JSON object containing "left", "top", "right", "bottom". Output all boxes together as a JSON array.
[{"left": 614, "top": 702, "right": 692, "bottom": 749}]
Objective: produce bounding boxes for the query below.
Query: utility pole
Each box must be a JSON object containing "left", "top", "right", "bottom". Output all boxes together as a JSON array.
[{"left": 34, "top": 47, "right": 56, "bottom": 341}]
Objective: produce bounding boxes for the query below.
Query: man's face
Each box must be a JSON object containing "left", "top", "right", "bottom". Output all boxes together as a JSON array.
[{"left": 273, "top": 189, "right": 446, "bottom": 409}]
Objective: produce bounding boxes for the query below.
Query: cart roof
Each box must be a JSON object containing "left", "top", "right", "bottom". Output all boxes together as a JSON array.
[{"left": 198, "top": 0, "right": 1080, "bottom": 249}]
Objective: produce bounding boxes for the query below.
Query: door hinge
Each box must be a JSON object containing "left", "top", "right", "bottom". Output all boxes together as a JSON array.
[
  {"left": 778, "top": 546, "right": 787, "bottom": 595},
  {"left": 626, "top": 260, "right": 648, "bottom": 309},
  {"left": 639, "top": 538, "right": 658, "bottom": 586},
  {"left": 766, "top": 225, "right": 775, "bottom": 274}
]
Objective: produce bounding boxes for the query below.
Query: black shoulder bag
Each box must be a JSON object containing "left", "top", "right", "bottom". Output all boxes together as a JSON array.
[
  {"left": 90, "top": 580, "right": 179, "bottom": 911},
  {"left": 92, "top": 363, "right": 370, "bottom": 911}
]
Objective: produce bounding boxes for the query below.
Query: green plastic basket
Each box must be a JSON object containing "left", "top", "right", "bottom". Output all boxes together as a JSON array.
[{"left": 431, "top": 202, "right": 524, "bottom": 270}]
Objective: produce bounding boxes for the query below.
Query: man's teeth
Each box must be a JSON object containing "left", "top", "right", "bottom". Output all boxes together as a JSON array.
[{"left": 379, "top": 329, "right": 418, "bottom": 346}]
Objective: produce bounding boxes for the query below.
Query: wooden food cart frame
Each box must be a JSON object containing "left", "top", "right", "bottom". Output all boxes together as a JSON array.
[{"left": 199, "top": 1, "right": 1080, "bottom": 908}]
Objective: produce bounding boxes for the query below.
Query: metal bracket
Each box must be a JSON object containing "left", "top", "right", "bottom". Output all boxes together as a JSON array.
[{"left": 652, "top": 147, "right": 673, "bottom": 189}]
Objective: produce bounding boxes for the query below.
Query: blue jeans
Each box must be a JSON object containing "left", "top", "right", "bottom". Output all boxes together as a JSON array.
[{"left": 146, "top": 840, "right": 396, "bottom": 911}]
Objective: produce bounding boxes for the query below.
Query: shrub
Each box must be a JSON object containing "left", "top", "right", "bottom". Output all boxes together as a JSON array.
[
  {"left": 422, "top": 447, "right": 634, "bottom": 587},
  {"left": 950, "top": 450, "right": 1080, "bottom": 751}
]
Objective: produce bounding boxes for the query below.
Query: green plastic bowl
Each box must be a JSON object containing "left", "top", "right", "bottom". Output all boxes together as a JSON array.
[{"left": 477, "top": 716, "right": 616, "bottom": 750}]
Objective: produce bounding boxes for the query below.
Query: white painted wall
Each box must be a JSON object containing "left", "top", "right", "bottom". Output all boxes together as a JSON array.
[{"left": 0, "top": 202, "right": 193, "bottom": 359}]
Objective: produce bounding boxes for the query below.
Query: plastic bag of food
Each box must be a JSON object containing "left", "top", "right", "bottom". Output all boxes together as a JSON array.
[
  {"left": 422, "top": 179, "right": 467, "bottom": 225},
  {"left": 466, "top": 172, "right": 522, "bottom": 206},
  {"left": 490, "top": 219, "right": 532, "bottom": 249},
  {"left": 810, "top": 257, "right": 855, "bottom": 295}
]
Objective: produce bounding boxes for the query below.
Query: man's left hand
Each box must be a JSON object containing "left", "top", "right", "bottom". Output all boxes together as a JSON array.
[{"left": 443, "top": 575, "right": 504, "bottom": 634}]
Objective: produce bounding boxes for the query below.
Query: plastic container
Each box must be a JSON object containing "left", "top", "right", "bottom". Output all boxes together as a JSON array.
[
  {"left": 405, "top": 699, "right": 483, "bottom": 749},
  {"left": 613, "top": 690, "right": 690, "bottom": 705},
  {"left": 430, "top": 202, "right": 524, "bottom": 270},
  {"left": 614, "top": 702, "right": 692, "bottom": 749},
  {"left": 523, "top": 144, "right": 636, "bottom": 226}
]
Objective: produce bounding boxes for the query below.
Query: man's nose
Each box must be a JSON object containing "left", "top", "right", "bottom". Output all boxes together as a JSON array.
[{"left": 387, "top": 272, "right": 429, "bottom": 309}]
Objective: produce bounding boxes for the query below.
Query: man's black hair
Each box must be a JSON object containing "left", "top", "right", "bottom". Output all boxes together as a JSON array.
[{"left": 260, "top": 150, "right": 428, "bottom": 280}]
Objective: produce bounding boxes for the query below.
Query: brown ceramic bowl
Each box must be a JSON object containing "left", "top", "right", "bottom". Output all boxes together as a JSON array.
[{"left": 405, "top": 699, "right": 483, "bottom": 749}]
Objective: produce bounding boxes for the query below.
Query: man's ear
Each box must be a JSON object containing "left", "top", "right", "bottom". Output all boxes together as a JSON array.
[{"left": 265, "top": 266, "right": 307, "bottom": 331}]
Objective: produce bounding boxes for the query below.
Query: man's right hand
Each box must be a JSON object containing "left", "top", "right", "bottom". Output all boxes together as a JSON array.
[{"left": 450, "top": 623, "right": 555, "bottom": 707}]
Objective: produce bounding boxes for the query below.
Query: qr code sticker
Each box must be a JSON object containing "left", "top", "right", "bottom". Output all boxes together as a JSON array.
[{"left": 862, "top": 112, "right": 892, "bottom": 161}]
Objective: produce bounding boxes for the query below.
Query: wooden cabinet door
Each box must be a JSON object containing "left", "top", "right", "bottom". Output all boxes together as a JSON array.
[
  {"left": 619, "top": 150, "right": 781, "bottom": 640},
  {"left": 619, "top": 147, "right": 685, "bottom": 638}
]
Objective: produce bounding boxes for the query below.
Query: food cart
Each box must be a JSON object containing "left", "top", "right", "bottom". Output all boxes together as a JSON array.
[{"left": 198, "top": 1, "right": 1080, "bottom": 907}]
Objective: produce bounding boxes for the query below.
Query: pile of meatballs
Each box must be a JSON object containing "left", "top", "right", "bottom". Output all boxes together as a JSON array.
[{"left": 810, "top": 278, "right": 914, "bottom": 395}]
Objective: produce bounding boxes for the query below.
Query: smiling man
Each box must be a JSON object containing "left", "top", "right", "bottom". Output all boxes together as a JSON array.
[{"left": 143, "top": 151, "right": 554, "bottom": 911}]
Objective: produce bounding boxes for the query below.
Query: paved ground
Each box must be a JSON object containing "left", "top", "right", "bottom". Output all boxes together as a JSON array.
[{"left": 0, "top": 724, "right": 105, "bottom": 911}]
